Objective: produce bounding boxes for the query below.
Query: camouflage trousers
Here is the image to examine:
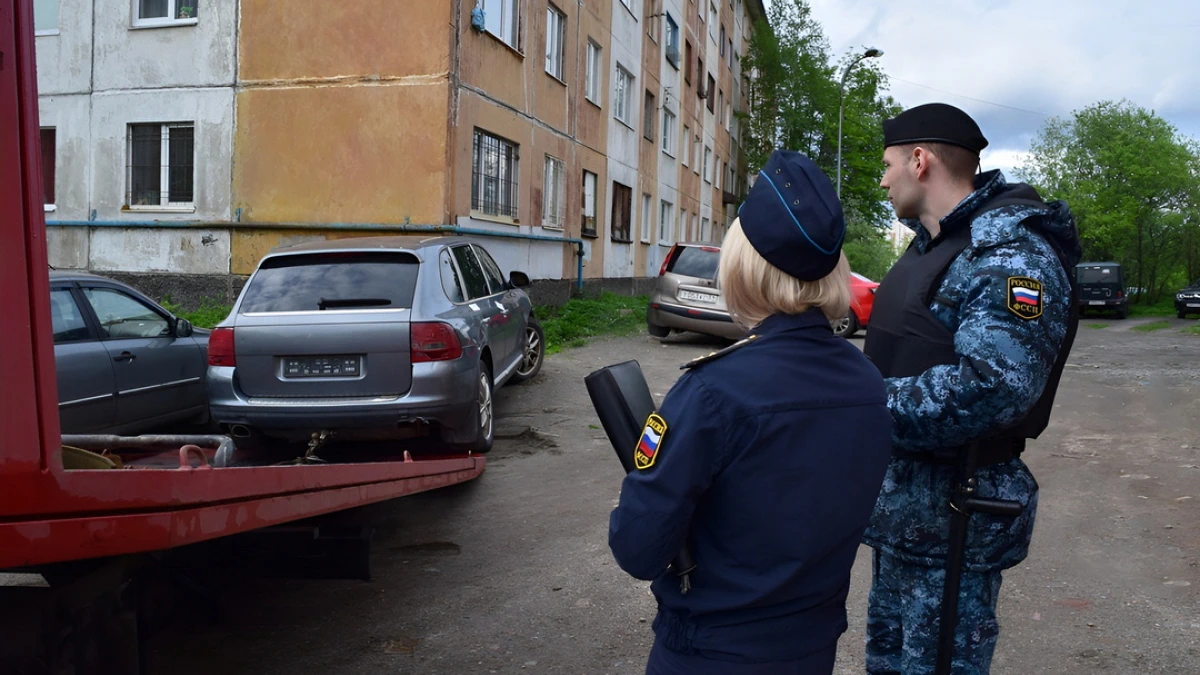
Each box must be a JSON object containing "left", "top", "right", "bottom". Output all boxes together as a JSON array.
[{"left": 865, "top": 550, "right": 1003, "bottom": 675}]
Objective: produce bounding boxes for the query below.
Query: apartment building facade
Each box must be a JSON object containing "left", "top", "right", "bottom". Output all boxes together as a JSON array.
[{"left": 33, "top": 0, "right": 764, "bottom": 303}]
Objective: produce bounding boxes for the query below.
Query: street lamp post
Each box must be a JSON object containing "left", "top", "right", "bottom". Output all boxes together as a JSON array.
[{"left": 836, "top": 47, "right": 883, "bottom": 199}]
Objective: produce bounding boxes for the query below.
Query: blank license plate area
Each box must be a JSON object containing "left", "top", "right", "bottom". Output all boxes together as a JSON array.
[
  {"left": 1188, "top": 303, "right": 1200, "bottom": 308},
  {"left": 282, "top": 355, "right": 362, "bottom": 378},
  {"left": 679, "top": 290, "right": 717, "bottom": 304},
  {"left": 1088, "top": 300, "right": 1106, "bottom": 305}
]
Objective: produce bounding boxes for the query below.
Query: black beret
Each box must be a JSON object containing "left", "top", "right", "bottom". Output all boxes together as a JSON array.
[
  {"left": 737, "top": 150, "right": 845, "bottom": 282},
  {"left": 883, "top": 102, "right": 988, "bottom": 153}
]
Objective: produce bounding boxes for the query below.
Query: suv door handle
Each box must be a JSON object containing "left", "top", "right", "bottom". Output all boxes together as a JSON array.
[{"left": 113, "top": 351, "right": 136, "bottom": 362}]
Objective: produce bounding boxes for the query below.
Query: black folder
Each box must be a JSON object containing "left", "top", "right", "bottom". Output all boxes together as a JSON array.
[{"left": 585, "top": 360, "right": 696, "bottom": 590}]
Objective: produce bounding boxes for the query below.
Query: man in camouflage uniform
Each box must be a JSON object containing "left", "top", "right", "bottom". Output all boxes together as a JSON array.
[{"left": 861, "top": 103, "right": 1082, "bottom": 674}]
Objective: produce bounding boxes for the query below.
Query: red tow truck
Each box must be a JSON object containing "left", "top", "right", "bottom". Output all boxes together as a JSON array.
[{"left": 0, "top": 2, "right": 485, "bottom": 671}]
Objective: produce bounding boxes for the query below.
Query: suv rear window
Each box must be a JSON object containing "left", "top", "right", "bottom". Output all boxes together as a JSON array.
[
  {"left": 1077, "top": 266, "right": 1121, "bottom": 284},
  {"left": 667, "top": 246, "right": 721, "bottom": 280},
  {"left": 241, "top": 252, "right": 420, "bottom": 313}
]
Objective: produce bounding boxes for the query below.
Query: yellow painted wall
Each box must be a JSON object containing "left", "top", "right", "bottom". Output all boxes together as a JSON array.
[
  {"left": 233, "top": 82, "right": 451, "bottom": 225},
  {"left": 238, "top": 0, "right": 452, "bottom": 82}
]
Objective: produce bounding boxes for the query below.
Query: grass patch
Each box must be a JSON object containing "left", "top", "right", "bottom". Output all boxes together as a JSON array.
[
  {"left": 535, "top": 292, "right": 648, "bottom": 354},
  {"left": 160, "top": 298, "right": 232, "bottom": 329},
  {"left": 1086, "top": 323, "right": 1109, "bottom": 329},
  {"left": 1182, "top": 326, "right": 1200, "bottom": 336},
  {"left": 1132, "top": 319, "right": 1170, "bottom": 333},
  {"left": 1128, "top": 298, "right": 1177, "bottom": 317}
]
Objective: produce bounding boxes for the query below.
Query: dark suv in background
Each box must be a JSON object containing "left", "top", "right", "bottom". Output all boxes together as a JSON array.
[
  {"left": 1076, "top": 262, "right": 1128, "bottom": 319},
  {"left": 1175, "top": 279, "right": 1200, "bottom": 318}
]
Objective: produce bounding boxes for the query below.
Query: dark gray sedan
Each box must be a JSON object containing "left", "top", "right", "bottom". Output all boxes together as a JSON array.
[
  {"left": 206, "top": 236, "right": 545, "bottom": 454},
  {"left": 49, "top": 271, "right": 210, "bottom": 434}
]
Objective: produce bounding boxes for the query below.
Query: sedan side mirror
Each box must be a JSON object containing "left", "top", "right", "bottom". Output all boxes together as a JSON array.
[
  {"left": 508, "top": 271, "right": 530, "bottom": 288},
  {"left": 174, "top": 318, "right": 194, "bottom": 338}
]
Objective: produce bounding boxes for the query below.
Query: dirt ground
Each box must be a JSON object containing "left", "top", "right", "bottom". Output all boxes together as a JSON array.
[{"left": 143, "top": 316, "right": 1200, "bottom": 674}]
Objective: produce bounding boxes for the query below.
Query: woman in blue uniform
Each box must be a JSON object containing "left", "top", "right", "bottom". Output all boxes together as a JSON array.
[{"left": 608, "top": 150, "right": 894, "bottom": 674}]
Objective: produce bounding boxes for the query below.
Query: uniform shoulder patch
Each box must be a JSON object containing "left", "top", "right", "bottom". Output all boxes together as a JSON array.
[
  {"left": 1007, "top": 276, "right": 1043, "bottom": 320},
  {"left": 634, "top": 413, "right": 668, "bottom": 470},
  {"left": 681, "top": 334, "right": 759, "bottom": 370}
]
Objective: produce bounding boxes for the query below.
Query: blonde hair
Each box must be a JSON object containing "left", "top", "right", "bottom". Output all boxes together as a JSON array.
[{"left": 718, "top": 218, "right": 851, "bottom": 328}]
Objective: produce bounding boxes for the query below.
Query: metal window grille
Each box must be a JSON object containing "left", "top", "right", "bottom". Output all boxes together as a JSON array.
[
  {"left": 472, "top": 130, "right": 519, "bottom": 219},
  {"left": 127, "top": 123, "right": 194, "bottom": 207}
]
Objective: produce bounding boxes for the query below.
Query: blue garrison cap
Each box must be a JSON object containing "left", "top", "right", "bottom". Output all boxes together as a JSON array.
[{"left": 738, "top": 150, "right": 845, "bottom": 281}]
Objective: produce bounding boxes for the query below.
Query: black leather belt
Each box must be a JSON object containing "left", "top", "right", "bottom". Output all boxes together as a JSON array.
[{"left": 929, "top": 438, "right": 1025, "bottom": 466}]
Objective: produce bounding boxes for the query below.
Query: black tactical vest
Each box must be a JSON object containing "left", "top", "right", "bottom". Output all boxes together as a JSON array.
[{"left": 863, "top": 187, "right": 1079, "bottom": 462}]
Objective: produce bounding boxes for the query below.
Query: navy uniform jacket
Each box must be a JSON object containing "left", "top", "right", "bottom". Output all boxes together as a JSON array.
[
  {"left": 862, "top": 170, "right": 1082, "bottom": 572},
  {"left": 608, "top": 309, "right": 893, "bottom": 663}
]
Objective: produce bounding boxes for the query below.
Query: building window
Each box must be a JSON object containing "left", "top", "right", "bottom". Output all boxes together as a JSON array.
[
  {"left": 614, "top": 65, "right": 635, "bottom": 126},
  {"left": 709, "top": 1, "right": 717, "bottom": 40},
  {"left": 706, "top": 74, "right": 716, "bottom": 113},
  {"left": 679, "top": 208, "right": 688, "bottom": 241},
  {"left": 681, "top": 124, "right": 690, "bottom": 166},
  {"left": 542, "top": 155, "right": 566, "bottom": 229},
  {"left": 701, "top": 217, "right": 710, "bottom": 241},
  {"left": 643, "top": 90, "right": 656, "bottom": 142},
  {"left": 659, "top": 200, "right": 673, "bottom": 244},
  {"left": 665, "top": 14, "right": 680, "bottom": 69},
  {"left": 132, "top": 0, "right": 198, "bottom": 28},
  {"left": 40, "top": 128, "right": 55, "bottom": 208},
  {"left": 692, "top": 213, "right": 699, "bottom": 242},
  {"left": 661, "top": 108, "right": 676, "bottom": 157},
  {"left": 703, "top": 145, "right": 712, "bottom": 184},
  {"left": 127, "top": 123, "right": 193, "bottom": 208},
  {"left": 720, "top": 24, "right": 726, "bottom": 58},
  {"left": 545, "top": 5, "right": 566, "bottom": 81},
  {"left": 585, "top": 40, "right": 602, "bottom": 104},
  {"left": 472, "top": 129, "right": 520, "bottom": 219},
  {"left": 728, "top": 38, "right": 734, "bottom": 68},
  {"left": 582, "top": 170, "right": 598, "bottom": 237},
  {"left": 684, "top": 40, "right": 694, "bottom": 84},
  {"left": 34, "top": 0, "right": 59, "bottom": 34},
  {"left": 693, "top": 135, "right": 701, "bottom": 175},
  {"left": 482, "top": 0, "right": 521, "bottom": 50},
  {"left": 726, "top": 102, "right": 733, "bottom": 131},
  {"left": 641, "top": 193, "right": 652, "bottom": 243},
  {"left": 718, "top": 90, "right": 724, "bottom": 125},
  {"left": 611, "top": 182, "right": 633, "bottom": 242}
]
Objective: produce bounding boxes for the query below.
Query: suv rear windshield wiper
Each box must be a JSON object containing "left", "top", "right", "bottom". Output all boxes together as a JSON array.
[{"left": 317, "top": 297, "right": 393, "bottom": 310}]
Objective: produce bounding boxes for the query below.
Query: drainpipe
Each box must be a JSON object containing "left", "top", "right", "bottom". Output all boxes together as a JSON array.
[{"left": 45, "top": 220, "right": 587, "bottom": 293}]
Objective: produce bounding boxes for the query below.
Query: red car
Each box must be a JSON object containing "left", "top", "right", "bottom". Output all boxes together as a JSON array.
[{"left": 834, "top": 272, "right": 878, "bottom": 338}]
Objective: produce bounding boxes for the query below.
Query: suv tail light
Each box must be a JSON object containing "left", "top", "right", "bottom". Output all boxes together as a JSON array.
[
  {"left": 658, "top": 245, "right": 678, "bottom": 276},
  {"left": 411, "top": 322, "right": 463, "bottom": 362},
  {"left": 207, "top": 327, "right": 236, "bottom": 367}
]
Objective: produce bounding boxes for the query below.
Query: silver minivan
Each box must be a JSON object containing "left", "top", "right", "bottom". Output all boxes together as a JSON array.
[{"left": 206, "top": 236, "right": 545, "bottom": 454}]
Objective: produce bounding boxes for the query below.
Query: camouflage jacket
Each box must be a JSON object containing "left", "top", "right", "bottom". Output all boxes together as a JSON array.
[{"left": 862, "top": 170, "right": 1082, "bottom": 572}]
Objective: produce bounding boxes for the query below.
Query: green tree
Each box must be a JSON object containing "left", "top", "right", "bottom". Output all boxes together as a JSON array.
[
  {"left": 740, "top": 0, "right": 901, "bottom": 280},
  {"left": 1020, "top": 100, "right": 1200, "bottom": 301}
]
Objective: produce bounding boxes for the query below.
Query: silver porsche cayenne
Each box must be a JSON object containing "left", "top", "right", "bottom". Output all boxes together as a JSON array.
[{"left": 206, "top": 235, "right": 545, "bottom": 455}]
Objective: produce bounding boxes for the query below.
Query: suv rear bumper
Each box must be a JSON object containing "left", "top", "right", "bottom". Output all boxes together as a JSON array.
[
  {"left": 648, "top": 302, "right": 747, "bottom": 340},
  {"left": 207, "top": 359, "right": 480, "bottom": 442}
]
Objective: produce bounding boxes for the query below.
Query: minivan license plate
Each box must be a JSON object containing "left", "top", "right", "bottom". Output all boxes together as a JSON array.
[
  {"left": 283, "top": 356, "right": 361, "bottom": 378},
  {"left": 1088, "top": 300, "right": 1106, "bottom": 305},
  {"left": 679, "top": 290, "right": 717, "bottom": 304}
]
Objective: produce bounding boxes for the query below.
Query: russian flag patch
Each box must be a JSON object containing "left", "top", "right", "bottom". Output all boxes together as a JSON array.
[
  {"left": 634, "top": 414, "right": 668, "bottom": 470},
  {"left": 1007, "top": 277, "right": 1044, "bottom": 320}
]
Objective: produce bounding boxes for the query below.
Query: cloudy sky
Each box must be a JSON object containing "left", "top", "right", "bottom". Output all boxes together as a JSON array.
[{"left": 802, "top": 0, "right": 1200, "bottom": 177}]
